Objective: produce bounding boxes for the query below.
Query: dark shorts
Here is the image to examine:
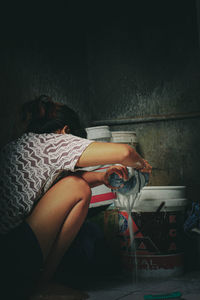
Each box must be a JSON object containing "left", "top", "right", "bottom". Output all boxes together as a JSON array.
[{"left": 0, "top": 222, "right": 43, "bottom": 299}]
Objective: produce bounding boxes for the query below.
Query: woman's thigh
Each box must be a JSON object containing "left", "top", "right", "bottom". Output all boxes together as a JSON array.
[{"left": 26, "top": 175, "right": 91, "bottom": 259}]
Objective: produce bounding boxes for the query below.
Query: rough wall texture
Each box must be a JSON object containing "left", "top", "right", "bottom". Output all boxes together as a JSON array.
[
  {"left": 0, "top": 0, "right": 199, "bottom": 271},
  {"left": 87, "top": 1, "right": 199, "bottom": 116},
  {"left": 111, "top": 119, "right": 200, "bottom": 203},
  {"left": 0, "top": 3, "right": 90, "bottom": 147},
  {"left": 0, "top": 1, "right": 199, "bottom": 197},
  {"left": 86, "top": 1, "right": 200, "bottom": 203},
  {"left": 0, "top": 1, "right": 199, "bottom": 200},
  {"left": 0, "top": 44, "right": 90, "bottom": 147}
]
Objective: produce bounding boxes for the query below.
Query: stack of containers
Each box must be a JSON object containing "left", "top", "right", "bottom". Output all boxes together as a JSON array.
[
  {"left": 111, "top": 131, "right": 188, "bottom": 279},
  {"left": 85, "top": 126, "right": 117, "bottom": 208}
]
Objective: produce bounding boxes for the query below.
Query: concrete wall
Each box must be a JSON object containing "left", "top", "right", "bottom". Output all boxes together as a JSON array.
[
  {"left": 0, "top": 3, "right": 90, "bottom": 147},
  {"left": 0, "top": 1, "right": 199, "bottom": 199},
  {"left": 86, "top": 0, "right": 200, "bottom": 202}
]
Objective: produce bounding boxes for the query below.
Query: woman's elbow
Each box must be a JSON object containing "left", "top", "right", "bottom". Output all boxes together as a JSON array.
[{"left": 120, "top": 144, "right": 135, "bottom": 164}]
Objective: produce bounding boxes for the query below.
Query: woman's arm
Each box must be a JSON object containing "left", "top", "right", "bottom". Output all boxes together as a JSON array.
[
  {"left": 76, "top": 165, "right": 129, "bottom": 188},
  {"left": 78, "top": 171, "right": 105, "bottom": 188},
  {"left": 75, "top": 171, "right": 106, "bottom": 188},
  {"left": 76, "top": 142, "right": 145, "bottom": 169}
]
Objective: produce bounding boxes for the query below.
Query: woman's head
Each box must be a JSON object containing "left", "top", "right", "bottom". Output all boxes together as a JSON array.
[{"left": 21, "top": 95, "right": 86, "bottom": 137}]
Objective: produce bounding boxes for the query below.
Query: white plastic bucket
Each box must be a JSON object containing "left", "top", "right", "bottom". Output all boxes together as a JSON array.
[
  {"left": 116, "top": 186, "right": 188, "bottom": 278},
  {"left": 111, "top": 131, "right": 138, "bottom": 149},
  {"left": 138, "top": 186, "right": 186, "bottom": 203},
  {"left": 85, "top": 126, "right": 116, "bottom": 208},
  {"left": 86, "top": 126, "right": 111, "bottom": 142}
]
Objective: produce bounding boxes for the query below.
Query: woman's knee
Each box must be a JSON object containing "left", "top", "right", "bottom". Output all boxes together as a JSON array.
[{"left": 60, "top": 175, "right": 92, "bottom": 203}]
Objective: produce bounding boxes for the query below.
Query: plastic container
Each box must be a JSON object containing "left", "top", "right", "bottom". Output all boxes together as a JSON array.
[
  {"left": 111, "top": 131, "right": 138, "bottom": 149},
  {"left": 116, "top": 186, "right": 188, "bottom": 278},
  {"left": 86, "top": 126, "right": 111, "bottom": 142},
  {"left": 85, "top": 126, "right": 116, "bottom": 208}
]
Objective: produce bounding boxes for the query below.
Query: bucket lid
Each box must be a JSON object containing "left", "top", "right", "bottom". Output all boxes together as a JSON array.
[
  {"left": 86, "top": 126, "right": 111, "bottom": 140},
  {"left": 141, "top": 186, "right": 186, "bottom": 190},
  {"left": 133, "top": 198, "right": 189, "bottom": 212},
  {"left": 139, "top": 186, "right": 186, "bottom": 201}
]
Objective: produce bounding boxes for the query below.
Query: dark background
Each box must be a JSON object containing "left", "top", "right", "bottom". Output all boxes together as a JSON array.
[{"left": 0, "top": 1, "right": 199, "bottom": 206}]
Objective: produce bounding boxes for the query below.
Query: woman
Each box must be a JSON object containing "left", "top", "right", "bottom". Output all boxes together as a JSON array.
[{"left": 0, "top": 95, "right": 151, "bottom": 299}]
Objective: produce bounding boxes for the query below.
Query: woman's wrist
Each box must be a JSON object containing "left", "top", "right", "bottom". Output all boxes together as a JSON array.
[{"left": 79, "top": 171, "right": 106, "bottom": 188}]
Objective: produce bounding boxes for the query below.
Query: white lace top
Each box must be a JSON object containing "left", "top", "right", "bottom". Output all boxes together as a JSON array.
[{"left": 0, "top": 132, "right": 93, "bottom": 234}]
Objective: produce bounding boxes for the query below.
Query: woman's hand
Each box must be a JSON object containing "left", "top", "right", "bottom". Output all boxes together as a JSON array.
[
  {"left": 103, "top": 160, "right": 152, "bottom": 189},
  {"left": 103, "top": 165, "right": 129, "bottom": 189},
  {"left": 140, "top": 159, "right": 152, "bottom": 173}
]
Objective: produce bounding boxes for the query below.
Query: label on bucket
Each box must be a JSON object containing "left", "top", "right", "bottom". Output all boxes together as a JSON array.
[
  {"left": 121, "top": 253, "right": 184, "bottom": 274},
  {"left": 118, "top": 211, "right": 185, "bottom": 255},
  {"left": 118, "top": 210, "right": 185, "bottom": 276}
]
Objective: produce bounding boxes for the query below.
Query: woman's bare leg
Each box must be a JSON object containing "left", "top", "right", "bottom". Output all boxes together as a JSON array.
[{"left": 26, "top": 175, "right": 91, "bottom": 282}]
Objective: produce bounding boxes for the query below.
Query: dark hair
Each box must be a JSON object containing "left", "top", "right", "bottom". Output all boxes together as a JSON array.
[{"left": 21, "top": 95, "right": 86, "bottom": 138}]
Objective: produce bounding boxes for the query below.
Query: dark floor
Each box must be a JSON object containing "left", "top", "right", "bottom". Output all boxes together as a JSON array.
[
  {"left": 30, "top": 217, "right": 200, "bottom": 300},
  {"left": 87, "top": 270, "right": 200, "bottom": 300},
  {"left": 30, "top": 270, "right": 200, "bottom": 300}
]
